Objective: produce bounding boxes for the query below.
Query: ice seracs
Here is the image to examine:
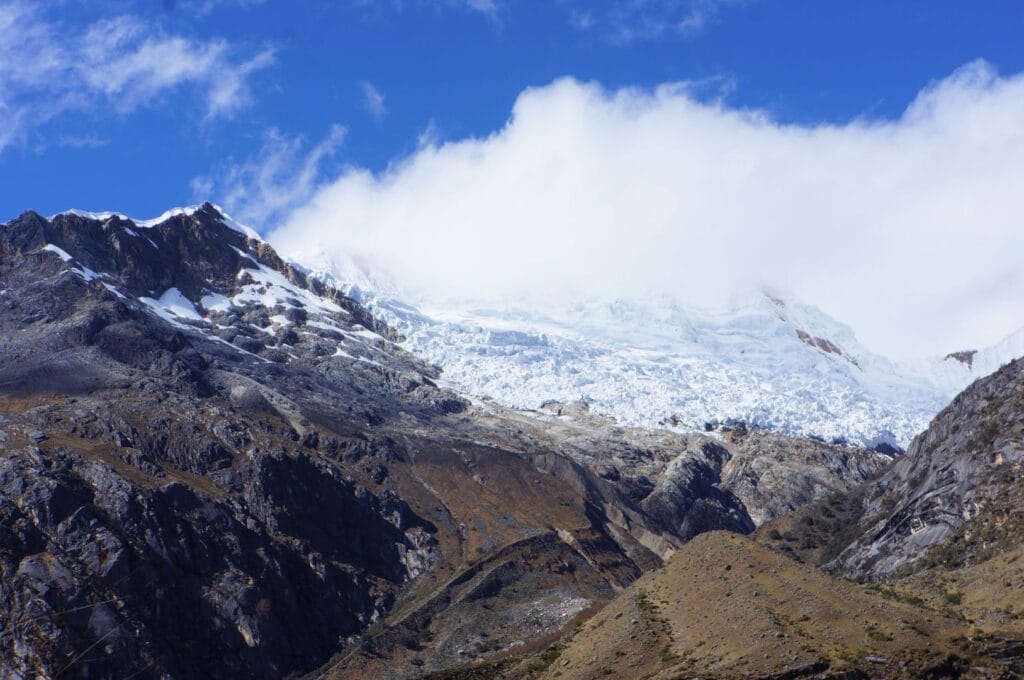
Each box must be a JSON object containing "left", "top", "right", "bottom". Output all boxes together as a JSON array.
[{"left": 301, "top": 259, "right": 1024, "bottom": 449}]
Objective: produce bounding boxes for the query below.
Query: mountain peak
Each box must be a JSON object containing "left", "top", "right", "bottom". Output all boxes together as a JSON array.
[{"left": 47, "top": 201, "right": 261, "bottom": 241}]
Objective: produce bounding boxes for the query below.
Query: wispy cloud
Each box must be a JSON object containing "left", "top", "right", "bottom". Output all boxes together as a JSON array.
[
  {"left": 569, "top": 10, "right": 595, "bottom": 31},
  {"left": 190, "top": 125, "right": 347, "bottom": 229},
  {"left": 458, "top": 0, "right": 499, "bottom": 16},
  {"left": 416, "top": 118, "right": 443, "bottom": 149},
  {"left": 54, "top": 134, "right": 109, "bottom": 150},
  {"left": 570, "top": 0, "right": 744, "bottom": 43},
  {"left": 0, "top": 1, "right": 274, "bottom": 153},
  {"left": 166, "top": 0, "right": 268, "bottom": 16},
  {"left": 360, "top": 82, "right": 388, "bottom": 121},
  {"left": 354, "top": 0, "right": 502, "bottom": 21},
  {"left": 270, "top": 61, "right": 1024, "bottom": 360}
]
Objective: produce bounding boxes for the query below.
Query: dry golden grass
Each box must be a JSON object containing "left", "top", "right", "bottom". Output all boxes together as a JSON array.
[
  {"left": 886, "top": 544, "right": 1024, "bottom": 636},
  {"left": 542, "top": 531, "right": 963, "bottom": 679}
]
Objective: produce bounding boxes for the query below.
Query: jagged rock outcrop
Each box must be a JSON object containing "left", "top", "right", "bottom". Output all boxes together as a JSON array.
[
  {"left": 501, "top": 402, "right": 888, "bottom": 536},
  {"left": 719, "top": 426, "right": 889, "bottom": 526},
  {"left": 830, "top": 357, "right": 1024, "bottom": 579}
]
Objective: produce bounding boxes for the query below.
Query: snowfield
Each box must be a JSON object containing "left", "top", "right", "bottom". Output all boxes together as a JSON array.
[{"left": 295, "top": 252, "right": 1020, "bottom": 449}]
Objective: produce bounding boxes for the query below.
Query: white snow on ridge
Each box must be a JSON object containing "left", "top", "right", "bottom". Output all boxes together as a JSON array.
[
  {"left": 200, "top": 292, "right": 232, "bottom": 313},
  {"left": 42, "top": 244, "right": 73, "bottom": 261},
  {"left": 50, "top": 203, "right": 262, "bottom": 240},
  {"left": 139, "top": 288, "right": 203, "bottom": 323},
  {"left": 102, "top": 283, "right": 126, "bottom": 299},
  {"left": 71, "top": 265, "right": 101, "bottom": 282},
  {"left": 234, "top": 263, "right": 345, "bottom": 316},
  {"left": 54, "top": 209, "right": 126, "bottom": 223},
  {"left": 131, "top": 279, "right": 385, "bottom": 371}
]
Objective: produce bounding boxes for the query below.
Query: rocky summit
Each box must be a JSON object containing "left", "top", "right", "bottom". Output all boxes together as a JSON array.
[{"left": 0, "top": 205, "right": 891, "bottom": 679}]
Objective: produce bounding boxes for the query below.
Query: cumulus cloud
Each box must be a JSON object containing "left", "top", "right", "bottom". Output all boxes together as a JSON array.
[
  {"left": 191, "top": 125, "right": 347, "bottom": 227},
  {"left": 268, "top": 61, "right": 1024, "bottom": 359},
  {"left": 0, "top": 1, "right": 273, "bottom": 152}
]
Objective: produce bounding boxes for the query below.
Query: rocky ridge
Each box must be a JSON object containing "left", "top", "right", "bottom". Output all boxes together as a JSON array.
[{"left": 829, "top": 357, "right": 1024, "bottom": 580}]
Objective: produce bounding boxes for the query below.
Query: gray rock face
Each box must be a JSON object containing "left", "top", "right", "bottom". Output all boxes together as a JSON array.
[
  {"left": 640, "top": 439, "right": 756, "bottom": 541},
  {"left": 0, "top": 208, "right": 454, "bottom": 678},
  {"left": 470, "top": 401, "right": 889, "bottom": 556},
  {"left": 0, "top": 441, "right": 414, "bottom": 678},
  {"left": 719, "top": 426, "right": 890, "bottom": 527},
  {"left": 830, "top": 358, "right": 1024, "bottom": 579},
  {"left": 0, "top": 206, "right": 889, "bottom": 678}
]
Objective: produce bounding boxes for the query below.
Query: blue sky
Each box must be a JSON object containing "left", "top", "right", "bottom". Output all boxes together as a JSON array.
[
  {"left": 2, "top": 0, "right": 1023, "bottom": 223},
  {"left": 3, "top": 1, "right": 1024, "bottom": 358}
]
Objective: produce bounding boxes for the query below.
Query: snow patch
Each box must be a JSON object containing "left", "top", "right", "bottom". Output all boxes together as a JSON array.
[
  {"left": 102, "top": 283, "right": 126, "bottom": 299},
  {"left": 139, "top": 288, "right": 202, "bottom": 323},
  {"left": 230, "top": 245, "right": 258, "bottom": 263},
  {"left": 71, "top": 266, "right": 101, "bottom": 282},
  {"left": 200, "top": 293, "right": 232, "bottom": 313},
  {"left": 234, "top": 263, "right": 343, "bottom": 315},
  {"left": 42, "top": 244, "right": 74, "bottom": 262}
]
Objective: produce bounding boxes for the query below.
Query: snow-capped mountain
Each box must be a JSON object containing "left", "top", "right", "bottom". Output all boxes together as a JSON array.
[
  {"left": 0, "top": 202, "right": 911, "bottom": 678},
  {"left": 295, "top": 252, "right": 1023, "bottom": 450},
  {"left": 57, "top": 205, "right": 1015, "bottom": 450}
]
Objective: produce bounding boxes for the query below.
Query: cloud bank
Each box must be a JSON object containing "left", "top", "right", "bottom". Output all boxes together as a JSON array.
[
  {"left": 0, "top": 1, "right": 273, "bottom": 152},
  {"left": 267, "top": 60, "right": 1024, "bottom": 359}
]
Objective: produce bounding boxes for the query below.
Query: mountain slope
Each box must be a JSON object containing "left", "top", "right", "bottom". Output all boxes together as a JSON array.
[
  {"left": 750, "top": 351, "right": 1024, "bottom": 675},
  {"left": 828, "top": 357, "right": 1024, "bottom": 580},
  {"left": 0, "top": 205, "right": 887, "bottom": 678},
  {"left": 450, "top": 532, "right": 968, "bottom": 680}
]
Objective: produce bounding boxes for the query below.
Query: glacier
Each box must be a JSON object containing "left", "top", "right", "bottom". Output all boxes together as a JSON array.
[{"left": 290, "top": 250, "right": 1021, "bottom": 449}]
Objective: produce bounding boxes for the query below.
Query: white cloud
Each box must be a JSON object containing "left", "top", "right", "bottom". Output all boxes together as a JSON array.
[
  {"left": 356, "top": 0, "right": 501, "bottom": 19},
  {"left": 458, "top": 0, "right": 498, "bottom": 16},
  {"left": 571, "top": 0, "right": 743, "bottom": 43},
  {"left": 54, "top": 134, "right": 109, "bottom": 150},
  {"left": 360, "top": 82, "right": 388, "bottom": 121},
  {"left": 430, "top": 0, "right": 500, "bottom": 17},
  {"left": 569, "top": 10, "right": 595, "bottom": 31},
  {"left": 171, "top": 0, "right": 268, "bottom": 16},
  {"left": 0, "top": 2, "right": 273, "bottom": 152},
  {"left": 269, "top": 61, "right": 1024, "bottom": 360},
  {"left": 191, "top": 125, "right": 347, "bottom": 227},
  {"left": 416, "top": 118, "right": 443, "bottom": 148}
]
